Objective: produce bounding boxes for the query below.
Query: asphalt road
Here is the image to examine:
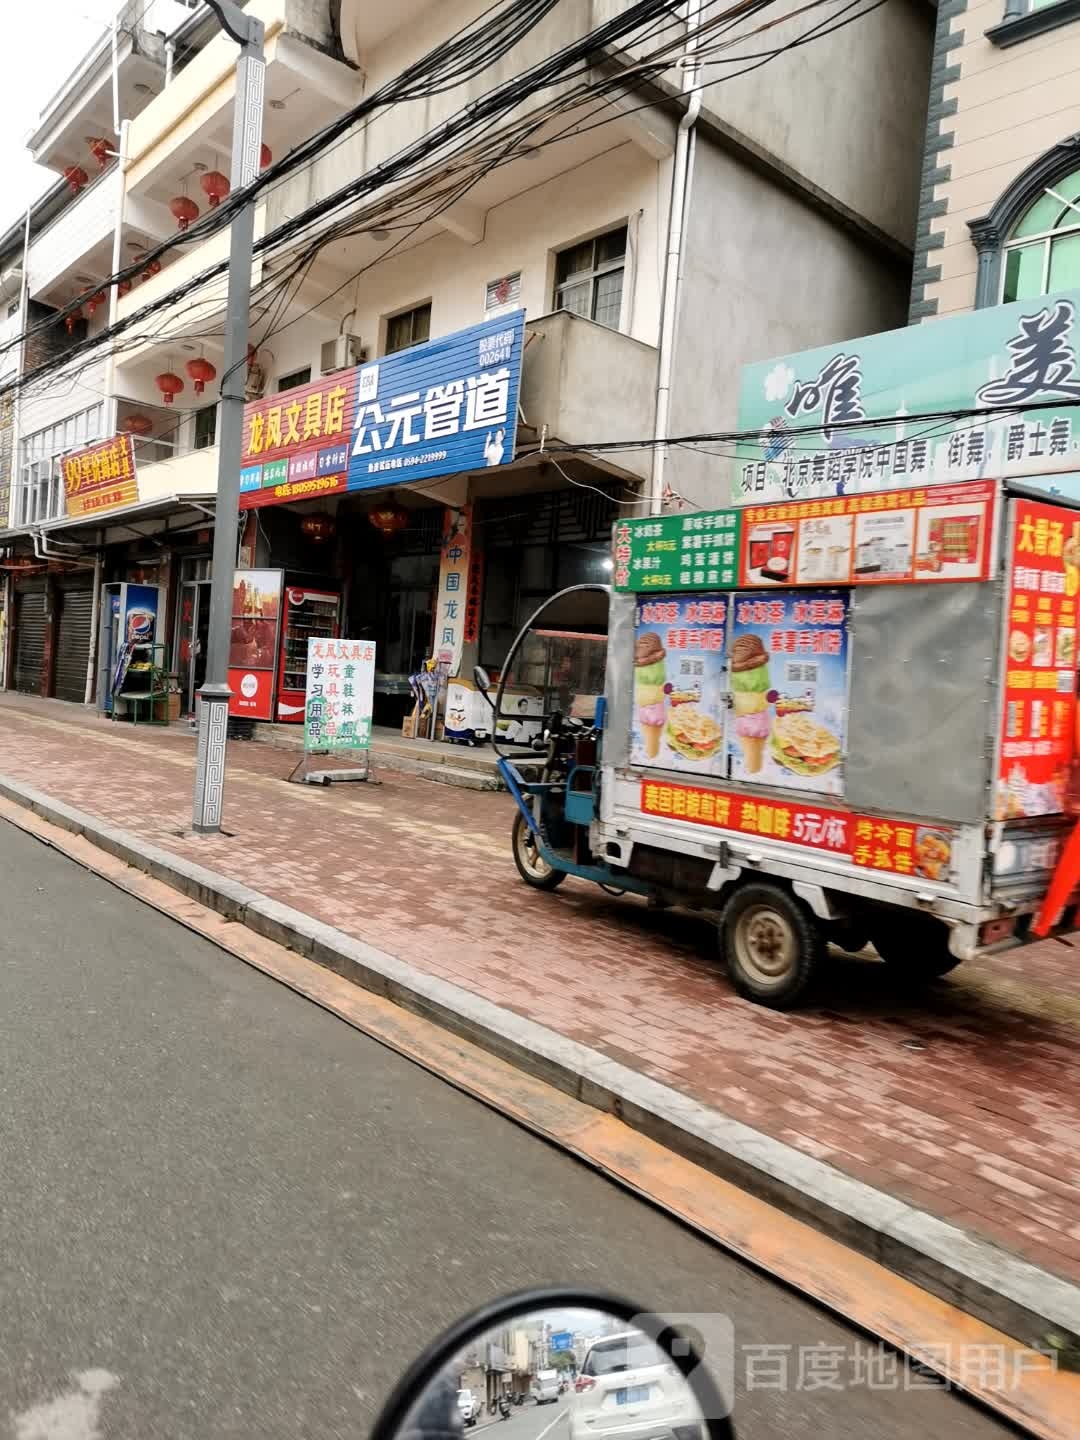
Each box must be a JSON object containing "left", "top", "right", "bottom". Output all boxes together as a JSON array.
[{"left": 0, "top": 819, "right": 1012, "bottom": 1440}]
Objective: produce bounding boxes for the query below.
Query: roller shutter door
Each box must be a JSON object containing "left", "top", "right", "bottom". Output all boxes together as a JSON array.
[
  {"left": 54, "top": 581, "right": 94, "bottom": 703},
  {"left": 13, "top": 583, "right": 46, "bottom": 695}
]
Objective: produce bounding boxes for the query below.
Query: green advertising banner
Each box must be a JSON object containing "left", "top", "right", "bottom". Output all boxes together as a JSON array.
[
  {"left": 735, "top": 288, "right": 1080, "bottom": 506},
  {"left": 613, "top": 510, "right": 742, "bottom": 592}
]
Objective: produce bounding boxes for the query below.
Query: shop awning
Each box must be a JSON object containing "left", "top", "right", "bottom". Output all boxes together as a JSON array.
[{"left": 33, "top": 492, "right": 217, "bottom": 546}]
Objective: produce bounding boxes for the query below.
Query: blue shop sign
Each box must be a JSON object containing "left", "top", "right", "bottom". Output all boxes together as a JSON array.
[{"left": 346, "top": 312, "right": 525, "bottom": 492}]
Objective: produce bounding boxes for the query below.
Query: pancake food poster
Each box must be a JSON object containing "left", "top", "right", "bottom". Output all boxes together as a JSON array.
[
  {"left": 632, "top": 596, "right": 729, "bottom": 778},
  {"left": 727, "top": 591, "right": 849, "bottom": 796}
]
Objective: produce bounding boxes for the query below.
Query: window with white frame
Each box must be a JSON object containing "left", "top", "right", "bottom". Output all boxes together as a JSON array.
[
  {"left": 16, "top": 402, "right": 105, "bottom": 527},
  {"left": 1002, "top": 166, "right": 1080, "bottom": 302},
  {"left": 553, "top": 225, "right": 628, "bottom": 329}
]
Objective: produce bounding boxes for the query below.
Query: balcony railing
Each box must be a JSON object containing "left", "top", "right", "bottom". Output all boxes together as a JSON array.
[{"left": 26, "top": 167, "right": 117, "bottom": 300}]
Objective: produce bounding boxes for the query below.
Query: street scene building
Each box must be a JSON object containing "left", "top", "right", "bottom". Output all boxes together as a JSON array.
[{"left": 0, "top": 0, "right": 933, "bottom": 728}]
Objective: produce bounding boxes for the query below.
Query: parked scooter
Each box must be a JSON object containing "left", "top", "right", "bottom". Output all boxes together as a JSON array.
[{"left": 498, "top": 1395, "right": 511, "bottom": 1420}]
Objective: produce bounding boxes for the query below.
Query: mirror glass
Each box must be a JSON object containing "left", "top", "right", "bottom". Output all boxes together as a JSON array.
[{"left": 392, "top": 1307, "right": 706, "bottom": 1440}]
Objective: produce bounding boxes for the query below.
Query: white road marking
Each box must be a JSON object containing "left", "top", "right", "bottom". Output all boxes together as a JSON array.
[
  {"left": 536, "top": 1407, "right": 569, "bottom": 1440},
  {"left": 12, "top": 1370, "right": 118, "bottom": 1440}
]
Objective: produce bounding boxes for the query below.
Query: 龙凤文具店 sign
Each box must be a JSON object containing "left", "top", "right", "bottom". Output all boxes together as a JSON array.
[
  {"left": 239, "top": 314, "right": 526, "bottom": 510},
  {"left": 996, "top": 497, "right": 1079, "bottom": 820},
  {"left": 61, "top": 434, "right": 138, "bottom": 518},
  {"left": 736, "top": 289, "right": 1080, "bottom": 505},
  {"left": 613, "top": 511, "right": 742, "bottom": 592},
  {"left": 304, "top": 638, "right": 376, "bottom": 752},
  {"left": 639, "top": 780, "right": 957, "bottom": 880}
]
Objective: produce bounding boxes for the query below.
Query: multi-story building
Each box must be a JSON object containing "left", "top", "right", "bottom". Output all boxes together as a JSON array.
[
  {"left": 911, "top": 0, "right": 1080, "bottom": 321},
  {"left": 0, "top": 0, "right": 934, "bottom": 724}
]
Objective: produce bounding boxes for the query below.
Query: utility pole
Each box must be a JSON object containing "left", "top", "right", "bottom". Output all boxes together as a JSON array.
[{"left": 192, "top": 0, "right": 265, "bottom": 834}]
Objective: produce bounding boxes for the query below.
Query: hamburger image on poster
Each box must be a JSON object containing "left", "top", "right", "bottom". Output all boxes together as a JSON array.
[{"left": 727, "top": 591, "right": 848, "bottom": 797}]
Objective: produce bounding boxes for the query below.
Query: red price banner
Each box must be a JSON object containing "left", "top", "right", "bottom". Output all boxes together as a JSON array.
[
  {"left": 996, "top": 499, "right": 1079, "bottom": 819},
  {"left": 640, "top": 780, "right": 851, "bottom": 853}
]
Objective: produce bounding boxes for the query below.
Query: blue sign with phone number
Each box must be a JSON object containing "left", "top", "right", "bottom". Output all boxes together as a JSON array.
[{"left": 346, "top": 311, "right": 526, "bottom": 491}]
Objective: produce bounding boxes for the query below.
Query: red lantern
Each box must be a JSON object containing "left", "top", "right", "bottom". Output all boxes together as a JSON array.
[
  {"left": 87, "top": 290, "right": 107, "bottom": 318},
  {"left": 368, "top": 502, "right": 409, "bottom": 535},
  {"left": 169, "top": 195, "right": 200, "bottom": 231},
  {"left": 185, "top": 357, "right": 217, "bottom": 394},
  {"left": 300, "top": 513, "right": 334, "bottom": 543},
  {"left": 200, "top": 170, "right": 230, "bottom": 208},
  {"left": 139, "top": 255, "right": 162, "bottom": 282},
  {"left": 121, "top": 414, "right": 153, "bottom": 436},
  {"left": 117, "top": 278, "right": 132, "bottom": 298},
  {"left": 63, "top": 166, "right": 88, "bottom": 195},
  {"left": 88, "top": 137, "right": 110, "bottom": 170},
  {"left": 155, "top": 372, "right": 184, "bottom": 406},
  {"left": 260, "top": 143, "right": 272, "bottom": 170},
  {"left": 64, "top": 305, "right": 83, "bottom": 335}
]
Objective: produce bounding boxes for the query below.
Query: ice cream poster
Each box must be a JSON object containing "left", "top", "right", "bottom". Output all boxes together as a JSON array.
[
  {"left": 728, "top": 591, "right": 849, "bottom": 796},
  {"left": 632, "top": 596, "right": 729, "bottom": 776}
]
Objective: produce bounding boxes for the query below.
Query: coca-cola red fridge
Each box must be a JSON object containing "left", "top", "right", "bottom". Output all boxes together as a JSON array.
[{"left": 275, "top": 582, "right": 342, "bottom": 722}]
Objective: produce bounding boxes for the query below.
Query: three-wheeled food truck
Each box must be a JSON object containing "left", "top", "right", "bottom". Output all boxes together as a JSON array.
[{"left": 479, "top": 480, "right": 1080, "bottom": 1007}]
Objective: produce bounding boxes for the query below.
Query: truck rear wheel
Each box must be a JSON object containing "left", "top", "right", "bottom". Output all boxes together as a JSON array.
[
  {"left": 512, "top": 809, "right": 566, "bottom": 891},
  {"left": 721, "top": 882, "right": 823, "bottom": 1009},
  {"left": 872, "top": 911, "right": 962, "bottom": 980}
]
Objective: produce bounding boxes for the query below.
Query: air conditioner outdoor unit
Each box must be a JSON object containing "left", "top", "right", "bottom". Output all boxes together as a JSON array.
[{"left": 321, "top": 333, "right": 365, "bottom": 375}]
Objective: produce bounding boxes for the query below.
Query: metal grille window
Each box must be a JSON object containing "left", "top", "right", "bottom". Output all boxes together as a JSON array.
[
  {"left": 16, "top": 402, "right": 104, "bottom": 526},
  {"left": 1002, "top": 166, "right": 1080, "bottom": 302},
  {"left": 277, "top": 366, "right": 311, "bottom": 392},
  {"left": 554, "top": 226, "right": 627, "bottom": 329},
  {"left": 194, "top": 404, "right": 218, "bottom": 450},
  {"left": 385, "top": 302, "right": 431, "bottom": 355}
]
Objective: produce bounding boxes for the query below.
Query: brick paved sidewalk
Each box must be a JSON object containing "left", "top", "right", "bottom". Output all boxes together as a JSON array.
[{"left": 4, "top": 693, "right": 1080, "bottom": 1285}]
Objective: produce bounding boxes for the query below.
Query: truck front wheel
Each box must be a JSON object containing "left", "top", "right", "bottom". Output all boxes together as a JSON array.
[
  {"left": 721, "top": 883, "right": 823, "bottom": 1009},
  {"left": 872, "top": 911, "right": 962, "bottom": 980},
  {"left": 512, "top": 809, "right": 567, "bottom": 891}
]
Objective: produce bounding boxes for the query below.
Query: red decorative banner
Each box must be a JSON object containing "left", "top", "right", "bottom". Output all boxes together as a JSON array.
[
  {"left": 61, "top": 434, "right": 138, "bottom": 518},
  {"left": 996, "top": 498, "right": 1079, "bottom": 818},
  {"left": 464, "top": 547, "right": 484, "bottom": 645}
]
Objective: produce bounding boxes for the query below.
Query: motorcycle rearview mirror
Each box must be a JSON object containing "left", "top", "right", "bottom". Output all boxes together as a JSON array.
[
  {"left": 474, "top": 666, "right": 497, "bottom": 713},
  {"left": 368, "top": 1289, "right": 736, "bottom": 1440}
]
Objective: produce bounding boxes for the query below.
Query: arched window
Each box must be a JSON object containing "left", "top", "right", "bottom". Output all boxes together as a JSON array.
[{"left": 1002, "top": 165, "right": 1080, "bottom": 302}]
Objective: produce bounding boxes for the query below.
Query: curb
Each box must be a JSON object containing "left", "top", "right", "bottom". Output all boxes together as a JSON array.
[{"left": 3, "top": 770, "right": 1079, "bottom": 1358}]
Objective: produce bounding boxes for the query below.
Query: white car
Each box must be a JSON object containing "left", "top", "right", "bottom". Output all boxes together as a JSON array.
[
  {"left": 457, "top": 1390, "right": 480, "bottom": 1427},
  {"left": 570, "top": 1332, "right": 701, "bottom": 1440}
]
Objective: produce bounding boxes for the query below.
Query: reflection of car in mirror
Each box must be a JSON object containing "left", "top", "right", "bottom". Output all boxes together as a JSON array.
[
  {"left": 572, "top": 1332, "right": 701, "bottom": 1440},
  {"left": 531, "top": 1369, "right": 560, "bottom": 1405},
  {"left": 456, "top": 1389, "right": 480, "bottom": 1427}
]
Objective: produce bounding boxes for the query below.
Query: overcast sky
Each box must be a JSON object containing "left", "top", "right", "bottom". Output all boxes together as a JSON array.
[{"left": 0, "top": 0, "right": 118, "bottom": 235}]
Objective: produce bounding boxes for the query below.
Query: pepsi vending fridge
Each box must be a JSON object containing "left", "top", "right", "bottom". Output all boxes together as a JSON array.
[{"left": 97, "top": 583, "right": 163, "bottom": 714}]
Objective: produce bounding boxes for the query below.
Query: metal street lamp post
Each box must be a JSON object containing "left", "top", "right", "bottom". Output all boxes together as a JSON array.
[{"left": 192, "top": 0, "right": 266, "bottom": 834}]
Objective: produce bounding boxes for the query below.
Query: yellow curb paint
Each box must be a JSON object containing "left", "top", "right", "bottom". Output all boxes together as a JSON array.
[{"left": 2, "top": 794, "right": 1078, "bottom": 1439}]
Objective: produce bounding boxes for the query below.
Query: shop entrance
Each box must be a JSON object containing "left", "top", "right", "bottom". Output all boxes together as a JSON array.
[{"left": 176, "top": 578, "right": 212, "bottom": 714}]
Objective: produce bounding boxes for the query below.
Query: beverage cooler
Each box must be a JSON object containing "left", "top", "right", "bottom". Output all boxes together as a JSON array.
[
  {"left": 276, "top": 583, "right": 342, "bottom": 722},
  {"left": 98, "top": 582, "right": 163, "bottom": 714}
]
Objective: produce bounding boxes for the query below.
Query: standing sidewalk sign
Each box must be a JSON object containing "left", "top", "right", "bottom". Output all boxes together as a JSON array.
[{"left": 289, "top": 637, "right": 379, "bottom": 786}]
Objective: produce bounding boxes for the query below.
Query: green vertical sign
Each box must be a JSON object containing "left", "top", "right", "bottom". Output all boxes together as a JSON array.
[{"left": 613, "top": 510, "right": 742, "bottom": 592}]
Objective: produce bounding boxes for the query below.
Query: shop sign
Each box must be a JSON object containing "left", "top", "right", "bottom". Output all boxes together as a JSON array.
[
  {"left": 728, "top": 590, "right": 848, "bottom": 796},
  {"left": 238, "top": 317, "right": 525, "bottom": 511},
  {"left": 61, "top": 434, "right": 138, "bottom": 519},
  {"left": 434, "top": 507, "right": 472, "bottom": 674},
  {"left": 347, "top": 312, "right": 525, "bottom": 492},
  {"left": 304, "top": 638, "right": 375, "bottom": 752},
  {"left": 995, "top": 498, "right": 1078, "bottom": 818},
  {"left": 736, "top": 289, "right": 1080, "bottom": 504},
  {"left": 632, "top": 596, "right": 728, "bottom": 777},
  {"left": 613, "top": 511, "right": 742, "bottom": 592},
  {"left": 740, "top": 481, "right": 994, "bottom": 587},
  {"left": 639, "top": 780, "right": 956, "bottom": 877},
  {"left": 227, "top": 569, "right": 283, "bottom": 721},
  {"left": 464, "top": 547, "right": 483, "bottom": 646},
  {"left": 640, "top": 780, "right": 851, "bottom": 853}
]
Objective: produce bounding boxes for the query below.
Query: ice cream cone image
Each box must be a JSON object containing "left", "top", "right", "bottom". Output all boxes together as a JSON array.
[
  {"left": 730, "top": 633, "right": 772, "bottom": 773},
  {"left": 634, "top": 630, "right": 668, "bottom": 760},
  {"left": 733, "top": 690, "right": 768, "bottom": 718},
  {"left": 739, "top": 734, "right": 766, "bottom": 772}
]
